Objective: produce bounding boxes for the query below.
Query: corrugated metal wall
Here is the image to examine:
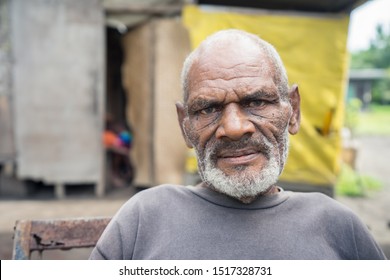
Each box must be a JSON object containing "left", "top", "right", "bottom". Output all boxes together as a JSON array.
[{"left": 11, "top": 0, "right": 105, "bottom": 194}]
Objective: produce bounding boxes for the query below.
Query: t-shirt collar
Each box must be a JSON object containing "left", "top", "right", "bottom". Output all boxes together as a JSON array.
[{"left": 187, "top": 182, "right": 290, "bottom": 210}]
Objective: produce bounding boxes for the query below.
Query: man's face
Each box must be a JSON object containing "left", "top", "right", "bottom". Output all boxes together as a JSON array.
[{"left": 177, "top": 40, "right": 300, "bottom": 202}]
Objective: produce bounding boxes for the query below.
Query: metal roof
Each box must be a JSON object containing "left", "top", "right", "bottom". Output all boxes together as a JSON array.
[
  {"left": 197, "top": 0, "right": 369, "bottom": 13},
  {"left": 104, "top": 0, "right": 370, "bottom": 30},
  {"left": 349, "top": 69, "right": 390, "bottom": 81}
]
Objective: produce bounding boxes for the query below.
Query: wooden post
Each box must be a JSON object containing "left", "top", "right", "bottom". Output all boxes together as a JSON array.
[{"left": 55, "top": 183, "right": 65, "bottom": 199}]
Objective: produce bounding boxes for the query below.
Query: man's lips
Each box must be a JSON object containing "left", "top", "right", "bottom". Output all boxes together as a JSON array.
[
  {"left": 217, "top": 148, "right": 262, "bottom": 165},
  {"left": 218, "top": 148, "right": 259, "bottom": 158}
]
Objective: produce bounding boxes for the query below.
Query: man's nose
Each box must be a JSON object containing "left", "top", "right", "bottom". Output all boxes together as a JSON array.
[{"left": 215, "top": 104, "right": 256, "bottom": 141}]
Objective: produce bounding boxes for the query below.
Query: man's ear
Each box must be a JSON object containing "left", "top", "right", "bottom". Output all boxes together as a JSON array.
[
  {"left": 176, "top": 102, "right": 193, "bottom": 148},
  {"left": 288, "top": 84, "right": 301, "bottom": 135}
]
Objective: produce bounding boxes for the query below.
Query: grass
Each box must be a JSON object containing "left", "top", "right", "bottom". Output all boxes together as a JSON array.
[
  {"left": 336, "top": 164, "right": 382, "bottom": 197},
  {"left": 355, "top": 104, "right": 390, "bottom": 136},
  {"left": 336, "top": 103, "right": 388, "bottom": 196}
]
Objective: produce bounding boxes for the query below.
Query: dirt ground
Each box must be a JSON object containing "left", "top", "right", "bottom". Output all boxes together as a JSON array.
[
  {"left": 0, "top": 135, "right": 389, "bottom": 259},
  {"left": 336, "top": 135, "right": 390, "bottom": 258}
]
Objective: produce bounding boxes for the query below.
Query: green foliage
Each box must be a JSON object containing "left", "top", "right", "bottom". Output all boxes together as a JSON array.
[
  {"left": 344, "top": 98, "right": 362, "bottom": 135},
  {"left": 355, "top": 104, "right": 390, "bottom": 135},
  {"left": 350, "top": 24, "right": 390, "bottom": 69},
  {"left": 372, "top": 78, "right": 390, "bottom": 104},
  {"left": 336, "top": 164, "right": 382, "bottom": 197},
  {"left": 350, "top": 23, "right": 390, "bottom": 107}
]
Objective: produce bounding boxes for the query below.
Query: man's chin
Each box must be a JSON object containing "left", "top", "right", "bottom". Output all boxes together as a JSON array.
[
  {"left": 202, "top": 167, "right": 278, "bottom": 203},
  {"left": 198, "top": 145, "right": 283, "bottom": 203}
]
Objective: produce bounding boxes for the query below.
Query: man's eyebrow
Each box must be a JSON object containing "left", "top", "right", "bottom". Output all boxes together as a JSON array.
[
  {"left": 188, "top": 98, "right": 220, "bottom": 111},
  {"left": 186, "top": 90, "right": 279, "bottom": 111},
  {"left": 240, "top": 91, "right": 277, "bottom": 102}
]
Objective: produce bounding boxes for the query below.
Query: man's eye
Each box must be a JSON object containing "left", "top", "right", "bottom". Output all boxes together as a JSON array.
[
  {"left": 247, "top": 100, "right": 266, "bottom": 107},
  {"left": 199, "top": 107, "right": 217, "bottom": 115}
]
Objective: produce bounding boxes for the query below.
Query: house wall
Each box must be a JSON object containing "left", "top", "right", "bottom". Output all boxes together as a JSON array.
[
  {"left": 0, "top": 0, "right": 15, "bottom": 162},
  {"left": 11, "top": 0, "right": 105, "bottom": 189}
]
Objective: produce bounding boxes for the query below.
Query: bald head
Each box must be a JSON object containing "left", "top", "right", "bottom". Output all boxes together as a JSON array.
[{"left": 181, "top": 29, "right": 289, "bottom": 103}]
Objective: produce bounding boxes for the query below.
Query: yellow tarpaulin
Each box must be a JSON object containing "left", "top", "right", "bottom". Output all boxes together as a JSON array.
[{"left": 183, "top": 5, "right": 350, "bottom": 187}]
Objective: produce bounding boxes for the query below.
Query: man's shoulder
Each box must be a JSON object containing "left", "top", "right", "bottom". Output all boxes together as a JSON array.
[
  {"left": 288, "top": 191, "right": 356, "bottom": 217},
  {"left": 289, "top": 190, "right": 337, "bottom": 204},
  {"left": 113, "top": 184, "right": 192, "bottom": 220},
  {"left": 135, "top": 184, "right": 190, "bottom": 198},
  {"left": 124, "top": 184, "right": 192, "bottom": 208}
]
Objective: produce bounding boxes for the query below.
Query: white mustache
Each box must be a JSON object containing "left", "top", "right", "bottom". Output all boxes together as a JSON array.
[{"left": 204, "top": 136, "right": 272, "bottom": 162}]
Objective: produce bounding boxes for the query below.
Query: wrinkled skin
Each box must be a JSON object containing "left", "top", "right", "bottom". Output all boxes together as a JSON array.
[{"left": 177, "top": 37, "right": 300, "bottom": 202}]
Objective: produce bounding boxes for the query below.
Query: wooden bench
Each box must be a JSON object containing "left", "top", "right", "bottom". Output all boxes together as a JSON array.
[{"left": 12, "top": 217, "right": 111, "bottom": 260}]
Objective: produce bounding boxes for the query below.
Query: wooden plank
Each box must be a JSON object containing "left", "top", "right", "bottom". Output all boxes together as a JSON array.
[
  {"left": 154, "top": 19, "right": 191, "bottom": 185},
  {"left": 122, "top": 19, "right": 191, "bottom": 187},
  {"left": 122, "top": 23, "right": 154, "bottom": 186}
]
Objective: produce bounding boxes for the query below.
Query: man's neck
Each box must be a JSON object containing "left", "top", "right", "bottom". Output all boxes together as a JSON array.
[
  {"left": 202, "top": 183, "right": 280, "bottom": 204},
  {"left": 239, "top": 185, "right": 280, "bottom": 204}
]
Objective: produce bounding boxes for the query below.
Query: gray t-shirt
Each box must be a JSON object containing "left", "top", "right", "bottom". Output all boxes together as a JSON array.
[{"left": 90, "top": 184, "right": 386, "bottom": 259}]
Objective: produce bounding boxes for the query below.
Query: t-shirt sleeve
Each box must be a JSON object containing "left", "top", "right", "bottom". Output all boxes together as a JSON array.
[
  {"left": 350, "top": 215, "right": 387, "bottom": 260},
  {"left": 89, "top": 198, "right": 140, "bottom": 260}
]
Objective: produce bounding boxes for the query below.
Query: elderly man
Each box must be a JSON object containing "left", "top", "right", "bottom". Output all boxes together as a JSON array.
[{"left": 90, "top": 29, "right": 386, "bottom": 260}]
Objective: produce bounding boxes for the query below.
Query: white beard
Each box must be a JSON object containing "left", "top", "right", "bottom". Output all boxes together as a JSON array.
[{"left": 196, "top": 129, "right": 289, "bottom": 202}]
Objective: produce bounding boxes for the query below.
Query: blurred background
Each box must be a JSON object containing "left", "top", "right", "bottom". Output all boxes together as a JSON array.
[{"left": 0, "top": 0, "right": 389, "bottom": 259}]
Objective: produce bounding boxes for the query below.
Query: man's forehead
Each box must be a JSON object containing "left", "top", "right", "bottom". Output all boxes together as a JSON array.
[
  {"left": 189, "top": 35, "right": 275, "bottom": 82},
  {"left": 198, "top": 36, "right": 264, "bottom": 64},
  {"left": 192, "top": 80, "right": 277, "bottom": 95},
  {"left": 186, "top": 52, "right": 277, "bottom": 103},
  {"left": 191, "top": 61, "right": 266, "bottom": 82}
]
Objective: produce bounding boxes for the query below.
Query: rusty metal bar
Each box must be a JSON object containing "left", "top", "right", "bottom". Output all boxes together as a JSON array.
[
  {"left": 12, "top": 220, "right": 32, "bottom": 260},
  {"left": 12, "top": 217, "right": 111, "bottom": 259}
]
